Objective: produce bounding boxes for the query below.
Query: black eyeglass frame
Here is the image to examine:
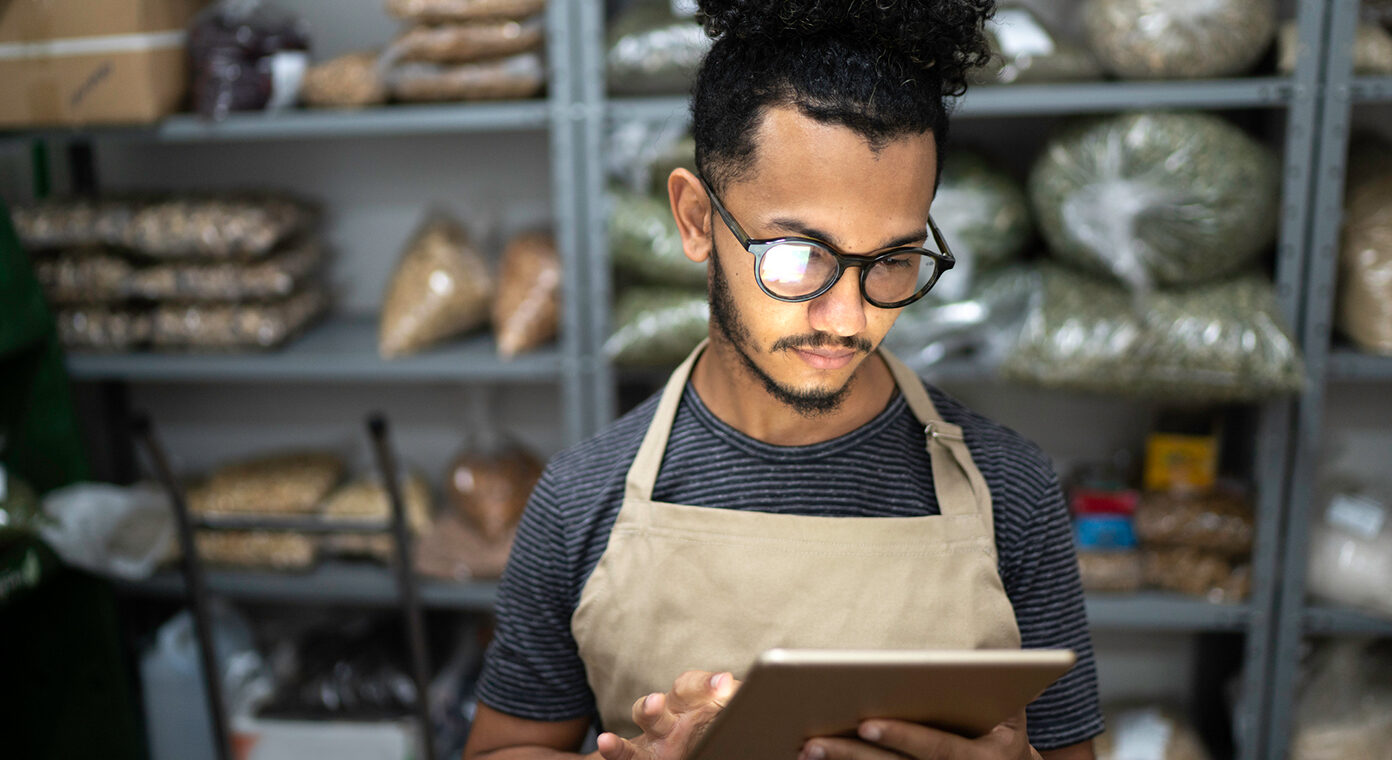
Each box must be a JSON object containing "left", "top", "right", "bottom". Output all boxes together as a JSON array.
[{"left": 700, "top": 177, "right": 956, "bottom": 309}]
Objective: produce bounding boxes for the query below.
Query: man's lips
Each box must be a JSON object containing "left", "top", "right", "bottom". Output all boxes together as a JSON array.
[{"left": 792, "top": 347, "right": 856, "bottom": 370}]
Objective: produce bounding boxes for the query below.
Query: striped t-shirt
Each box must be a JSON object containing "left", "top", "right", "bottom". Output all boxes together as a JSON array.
[{"left": 476, "top": 380, "right": 1104, "bottom": 751}]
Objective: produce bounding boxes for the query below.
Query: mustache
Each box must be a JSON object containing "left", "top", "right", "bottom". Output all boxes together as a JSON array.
[{"left": 771, "top": 333, "right": 874, "bottom": 354}]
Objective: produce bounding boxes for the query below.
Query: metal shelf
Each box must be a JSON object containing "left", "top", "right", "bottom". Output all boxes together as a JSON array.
[
  {"left": 1351, "top": 75, "right": 1392, "bottom": 102},
  {"left": 1, "top": 101, "right": 552, "bottom": 144},
  {"left": 1303, "top": 604, "right": 1392, "bottom": 636},
  {"left": 1327, "top": 348, "right": 1392, "bottom": 381},
  {"left": 1085, "top": 592, "right": 1253, "bottom": 632},
  {"left": 114, "top": 561, "right": 500, "bottom": 611},
  {"left": 65, "top": 316, "right": 564, "bottom": 383},
  {"left": 605, "top": 77, "right": 1295, "bottom": 125}
]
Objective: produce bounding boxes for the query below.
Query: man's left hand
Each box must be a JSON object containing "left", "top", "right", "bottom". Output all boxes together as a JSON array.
[{"left": 798, "top": 710, "right": 1043, "bottom": 760}]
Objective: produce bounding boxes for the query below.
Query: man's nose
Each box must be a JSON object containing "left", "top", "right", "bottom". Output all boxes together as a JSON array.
[{"left": 807, "top": 267, "right": 868, "bottom": 338}]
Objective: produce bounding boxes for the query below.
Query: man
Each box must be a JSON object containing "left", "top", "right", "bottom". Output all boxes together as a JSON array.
[{"left": 465, "top": 3, "right": 1102, "bottom": 759}]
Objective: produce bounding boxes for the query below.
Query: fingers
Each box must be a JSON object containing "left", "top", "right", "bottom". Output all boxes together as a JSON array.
[
  {"left": 849, "top": 719, "right": 967, "bottom": 759},
  {"left": 630, "top": 692, "right": 679, "bottom": 737},
  {"left": 666, "top": 670, "right": 738, "bottom": 713},
  {"left": 596, "top": 732, "right": 641, "bottom": 760},
  {"left": 798, "top": 736, "right": 906, "bottom": 760}
]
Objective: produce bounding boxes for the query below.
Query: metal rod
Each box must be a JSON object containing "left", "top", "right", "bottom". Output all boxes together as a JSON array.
[
  {"left": 366, "top": 413, "right": 436, "bottom": 760},
  {"left": 132, "top": 415, "right": 234, "bottom": 760}
]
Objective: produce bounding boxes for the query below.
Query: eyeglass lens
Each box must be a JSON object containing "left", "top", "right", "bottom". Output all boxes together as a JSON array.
[{"left": 756, "top": 242, "right": 935, "bottom": 304}]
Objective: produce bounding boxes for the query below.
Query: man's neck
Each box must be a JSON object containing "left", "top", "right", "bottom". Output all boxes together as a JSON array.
[{"left": 688, "top": 335, "right": 897, "bottom": 447}]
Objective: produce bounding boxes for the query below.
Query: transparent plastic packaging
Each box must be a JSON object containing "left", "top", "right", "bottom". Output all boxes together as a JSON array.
[
  {"left": 188, "top": 452, "right": 344, "bottom": 517},
  {"left": 604, "top": 288, "right": 710, "bottom": 367},
  {"left": 609, "top": 189, "right": 706, "bottom": 288},
  {"left": 1133, "top": 489, "right": 1255, "bottom": 556},
  {"left": 320, "top": 472, "right": 434, "bottom": 561},
  {"left": 1142, "top": 547, "right": 1250, "bottom": 602},
  {"left": 1083, "top": 0, "right": 1276, "bottom": 79},
  {"left": 385, "top": 0, "right": 546, "bottom": 23},
  {"left": 1291, "top": 639, "right": 1392, "bottom": 760},
  {"left": 1096, "top": 705, "right": 1211, "bottom": 760},
  {"left": 127, "top": 239, "right": 323, "bottom": 302},
  {"left": 1001, "top": 266, "right": 1304, "bottom": 402},
  {"left": 189, "top": 0, "right": 311, "bottom": 120},
  {"left": 386, "top": 51, "right": 545, "bottom": 101},
  {"left": 33, "top": 250, "right": 133, "bottom": 305},
  {"left": 379, "top": 212, "right": 494, "bottom": 358},
  {"left": 493, "top": 230, "right": 561, "bottom": 358},
  {"left": 150, "top": 286, "right": 326, "bottom": 351},
  {"left": 1337, "top": 139, "right": 1392, "bottom": 354},
  {"left": 1029, "top": 111, "right": 1279, "bottom": 291},
  {"left": 260, "top": 615, "right": 418, "bottom": 719},
  {"left": 1077, "top": 551, "right": 1144, "bottom": 593},
  {"left": 881, "top": 265, "right": 1036, "bottom": 373},
  {"left": 195, "top": 531, "right": 317, "bottom": 570},
  {"left": 38, "top": 482, "right": 174, "bottom": 581},
  {"left": 971, "top": 5, "right": 1102, "bottom": 86},
  {"left": 388, "top": 16, "right": 543, "bottom": 64},
  {"left": 14, "top": 195, "right": 314, "bottom": 259},
  {"left": 1306, "top": 482, "right": 1392, "bottom": 620},
  {"left": 415, "top": 511, "right": 515, "bottom": 581},
  {"left": 445, "top": 446, "right": 541, "bottom": 542},
  {"left": 928, "top": 150, "right": 1033, "bottom": 302},
  {"left": 301, "top": 52, "right": 388, "bottom": 108},
  {"left": 606, "top": 1, "right": 709, "bottom": 96},
  {"left": 55, "top": 307, "right": 152, "bottom": 352}
]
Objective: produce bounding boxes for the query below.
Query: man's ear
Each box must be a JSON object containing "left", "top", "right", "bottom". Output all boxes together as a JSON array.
[{"left": 668, "top": 168, "right": 713, "bottom": 264}]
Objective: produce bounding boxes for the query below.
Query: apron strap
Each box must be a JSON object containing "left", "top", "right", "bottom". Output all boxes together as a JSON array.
[
  {"left": 879, "top": 349, "right": 995, "bottom": 526},
  {"left": 624, "top": 339, "right": 707, "bottom": 501}
]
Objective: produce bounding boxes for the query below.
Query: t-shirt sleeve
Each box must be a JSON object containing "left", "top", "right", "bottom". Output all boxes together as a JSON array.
[
  {"left": 999, "top": 457, "right": 1105, "bottom": 750},
  {"left": 474, "top": 467, "right": 597, "bottom": 722}
]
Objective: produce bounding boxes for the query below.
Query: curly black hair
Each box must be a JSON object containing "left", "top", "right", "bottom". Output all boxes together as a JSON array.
[{"left": 692, "top": 0, "right": 995, "bottom": 193}]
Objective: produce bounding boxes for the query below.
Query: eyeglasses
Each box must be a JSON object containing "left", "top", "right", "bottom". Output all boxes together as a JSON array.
[{"left": 701, "top": 177, "right": 955, "bottom": 309}]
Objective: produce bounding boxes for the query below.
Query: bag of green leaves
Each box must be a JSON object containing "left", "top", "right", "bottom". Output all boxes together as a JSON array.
[
  {"left": 928, "top": 150, "right": 1033, "bottom": 302},
  {"left": 971, "top": 5, "right": 1102, "bottom": 86},
  {"left": 1001, "top": 265, "right": 1303, "bottom": 401},
  {"left": 609, "top": 188, "right": 706, "bottom": 288},
  {"left": 1084, "top": 0, "right": 1276, "bottom": 79},
  {"left": 606, "top": 0, "right": 709, "bottom": 96},
  {"left": 1029, "top": 111, "right": 1278, "bottom": 292},
  {"left": 605, "top": 287, "right": 708, "bottom": 367}
]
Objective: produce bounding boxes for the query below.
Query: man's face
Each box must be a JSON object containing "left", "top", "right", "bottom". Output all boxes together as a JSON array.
[{"left": 706, "top": 105, "right": 939, "bottom": 416}]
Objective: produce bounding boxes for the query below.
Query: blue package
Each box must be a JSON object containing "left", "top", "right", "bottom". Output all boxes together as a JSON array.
[{"left": 1074, "top": 514, "right": 1138, "bottom": 550}]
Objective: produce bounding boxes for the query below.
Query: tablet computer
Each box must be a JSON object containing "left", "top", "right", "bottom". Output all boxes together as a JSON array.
[{"left": 687, "top": 648, "right": 1076, "bottom": 760}]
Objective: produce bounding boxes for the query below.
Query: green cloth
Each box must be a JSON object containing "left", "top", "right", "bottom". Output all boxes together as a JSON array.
[{"left": 0, "top": 197, "right": 89, "bottom": 493}]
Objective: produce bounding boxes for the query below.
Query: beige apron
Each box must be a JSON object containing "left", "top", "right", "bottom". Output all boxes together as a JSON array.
[{"left": 572, "top": 341, "right": 1021, "bottom": 737}]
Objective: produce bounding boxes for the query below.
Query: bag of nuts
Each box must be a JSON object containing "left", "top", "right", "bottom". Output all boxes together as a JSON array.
[
  {"left": 55, "top": 306, "right": 152, "bottom": 352},
  {"left": 33, "top": 249, "right": 134, "bottom": 305},
  {"left": 301, "top": 52, "right": 389, "bottom": 108},
  {"left": 188, "top": 451, "right": 345, "bottom": 516},
  {"left": 386, "top": 52, "right": 545, "bottom": 102},
  {"left": 493, "top": 230, "right": 560, "bottom": 358},
  {"left": 379, "top": 212, "right": 493, "bottom": 358},
  {"left": 385, "top": 0, "right": 546, "bottom": 23},
  {"left": 320, "top": 472, "right": 434, "bottom": 561},
  {"left": 150, "top": 286, "right": 326, "bottom": 351},
  {"left": 389, "top": 16, "right": 544, "bottom": 64},
  {"left": 128, "top": 239, "right": 324, "bottom": 302}
]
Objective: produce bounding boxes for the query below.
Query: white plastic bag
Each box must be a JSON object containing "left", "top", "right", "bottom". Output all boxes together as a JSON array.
[
  {"left": 1306, "top": 483, "right": 1392, "bottom": 620},
  {"left": 39, "top": 482, "right": 175, "bottom": 581}
]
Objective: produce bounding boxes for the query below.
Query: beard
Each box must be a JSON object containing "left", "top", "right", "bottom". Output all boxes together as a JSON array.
[{"left": 708, "top": 249, "right": 873, "bottom": 418}]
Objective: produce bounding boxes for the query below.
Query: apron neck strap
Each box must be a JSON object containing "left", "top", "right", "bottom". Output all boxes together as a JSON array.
[{"left": 623, "top": 341, "right": 993, "bottom": 526}]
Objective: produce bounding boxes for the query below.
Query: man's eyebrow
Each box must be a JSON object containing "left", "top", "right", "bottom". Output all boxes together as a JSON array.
[{"left": 766, "top": 216, "right": 927, "bottom": 253}]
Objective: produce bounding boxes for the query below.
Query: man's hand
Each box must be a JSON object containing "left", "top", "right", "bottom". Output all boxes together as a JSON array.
[
  {"left": 595, "top": 671, "right": 741, "bottom": 760},
  {"left": 798, "top": 710, "right": 1043, "bottom": 760}
]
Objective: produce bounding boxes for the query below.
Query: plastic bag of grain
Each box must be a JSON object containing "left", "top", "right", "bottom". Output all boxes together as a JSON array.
[
  {"left": 445, "top": 446, "right": 541, "bottom": 542},
  {"left": 493, "top": 230, "right": 560, "bottom": 358},
  {"left": 388, "top": 16, "right": 543, "bottom": 63},
  {"left": 1291, "top": 639, "right": 1392, "bottom": 760},
  {"left": 195, "top": 531, "right": 317, "bottom": 570},
  {"left": 609, "top": 189, "right": 705, "bottom": 288},
  {"left": 386, "top": 52, "right": 544, "bottom": 101},
  {"left": 604, "top": 288, "right": 710, "bottom": 367},
  {"left": 385, "top": 0, "right": 545, "bottom": 23},
  {"left": 1029, "top": 111, "right": 1279, "bottom": 291},
  {"left": 33, "top": 249, "right": 133, "bottom": 305},
  {"left": 320, "top": 472, "right": 434, "bottom": 561},
  {"left": 928, "top": 150, "right": 1033, "bottom": 301},
  {"left": 301, "top": 52, "right": 388, "bottom": 108},
  {"left": 971, "top": 5, "right": 1103, "bottom": 86},
  {"left": 606, "top": 0, "right": 709, "bottom": 96},
  {"left": 128, "top": 239, "right": 323, "bottom": 302},
  {"left": 1083, "top": 0, "right": 1275, "bottom": 79},
  {"left": 56, "top": 307, "right": 152, "bottom": 352},
  {"left": 150, "top": 286, "right": 326, "bottom": 351},
  {"left": 1337, "top": 139, "right": 1392, "bottom": 355},
  {"left": 379, "top": 212, "right": 493, "bottom": 358},
  {"left": 188, "top": 452, "right": 344, "bottom": 516},
  {"left": 1000, "top": 265, "right": 1304, "bottom": 401}
]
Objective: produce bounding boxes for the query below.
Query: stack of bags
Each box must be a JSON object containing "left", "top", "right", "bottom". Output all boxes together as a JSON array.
[
  {"left": 15, "top": 194, "right": 327, "bottom": 353},
  {"left": 381, "top": 0, "right": 547, "bottom": 103}
]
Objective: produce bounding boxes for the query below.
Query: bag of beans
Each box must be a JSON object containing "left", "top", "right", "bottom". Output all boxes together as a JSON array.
[
  {"left": 301, "top": 52, "right": 388, "bottom": 108},
  {"left": 385, "top": 0, "right": 546, "bottom": 23},
  {"left": 379, "top": 212, "right": 493, "bottom": 358},
  {"left": 493, "top": 230, "right": 560, "bottom": 358},
  {"left": 386, "top": 52, "right": 544, "bottom": 102},
  {"left": 445, "top": 446, "right": 541, "bottom": 542},
  {"left": 389, "top": 16, "right": 544, "bottom": 64}
]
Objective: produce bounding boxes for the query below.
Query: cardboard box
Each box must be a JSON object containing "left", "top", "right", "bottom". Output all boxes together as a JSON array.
[{"left": 0, "top": 0, "right": 203, "bottom": 128}]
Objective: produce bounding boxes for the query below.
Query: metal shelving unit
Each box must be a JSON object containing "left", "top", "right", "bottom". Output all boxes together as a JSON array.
[
  {"left": 1268, "top": 2, "right": 1392, "bottom": 758},
  {"left": 65, "top": 317, "right": 564, "bottom": 383}
]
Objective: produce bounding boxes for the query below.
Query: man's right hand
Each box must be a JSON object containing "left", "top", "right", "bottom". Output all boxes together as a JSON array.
[{"left": 595, "top": 670, "right": 741, "bottom": 760}]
